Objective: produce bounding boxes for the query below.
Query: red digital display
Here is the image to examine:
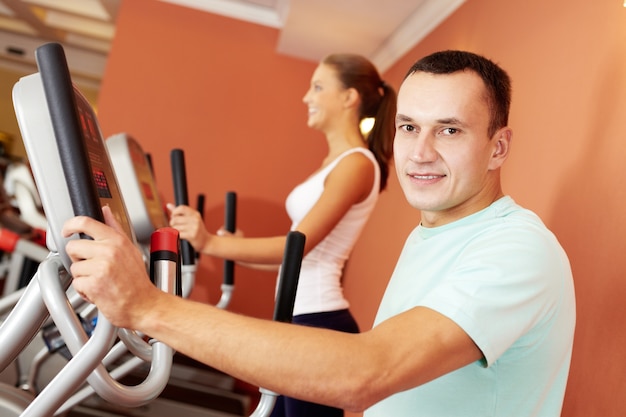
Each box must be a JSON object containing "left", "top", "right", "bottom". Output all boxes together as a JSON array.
[{"left": 93, "top": 169, "right": 112, "bottom": 198}]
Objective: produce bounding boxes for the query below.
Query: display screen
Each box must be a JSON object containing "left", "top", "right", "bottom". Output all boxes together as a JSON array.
[
  {"left": 74, "top": 87, "right": 135, "bottom": 241},
  {"left": 93, "top": 169, "right": 112, "bottom": 198}
]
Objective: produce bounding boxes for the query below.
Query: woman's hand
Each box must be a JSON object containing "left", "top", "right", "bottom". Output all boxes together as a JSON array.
[{"left": 167, "top": 203, "right": 211, "bottom": 253}]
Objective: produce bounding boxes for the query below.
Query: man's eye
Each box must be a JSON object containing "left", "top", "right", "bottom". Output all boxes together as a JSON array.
[
  {"left": 442, "top": 128, "right": 458, "bottom": 135},
  {"left": 399, "top": 124, "right": 415, "bottom": 132}
]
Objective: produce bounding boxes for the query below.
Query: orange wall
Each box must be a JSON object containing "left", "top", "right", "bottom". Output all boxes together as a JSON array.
[
  {"left": 98, "top": 0, "right": 324, "bottom": 320},
  {"left": 383, "top": 1, "right": 626, "bottom": 417},
  {"left": 98, "top": 0, "right": 626, "bottom": 415}
]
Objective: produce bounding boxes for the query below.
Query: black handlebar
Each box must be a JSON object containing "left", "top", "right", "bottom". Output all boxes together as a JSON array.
[
  {"left": 37, "top": 43, "right": 103, "bottom": 224},
  {"left": 223, "top": 191, "right": 237, "bottom": 286},
  {"left": 196, "top": 194, "right": 206, "bottom": 219},
  {"left": 273, "top": 231, "right": 305, "bottom": 323},
  {"left": 195, "top": 193, "right": 205, "bottom": 260},
  {"left": 170, "top": 149, "right": 195, "bottom": 265}
]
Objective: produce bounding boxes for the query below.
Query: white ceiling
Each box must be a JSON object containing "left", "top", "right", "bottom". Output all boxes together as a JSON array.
[{"left": 0, "top": 0, "right": 465, "bottom": 90}]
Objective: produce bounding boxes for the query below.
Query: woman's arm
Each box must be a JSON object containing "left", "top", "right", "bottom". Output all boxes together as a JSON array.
[{"left": 168, "top": 152, "right": 376, "bottom": 265}]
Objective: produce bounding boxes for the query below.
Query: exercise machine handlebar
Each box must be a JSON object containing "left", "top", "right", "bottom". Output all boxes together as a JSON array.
[
  {"left": 273, "top": 231, "right": 304, "bottom": 324},
  {"left": 8, "top": 42, "right": 178, "bottom": 416},
  {"left": 250, "top": 230, "right": 305, "bottom": 417},
  {"left": 54, "top": 228, "right": 181, "bottom": 415},
  {"left": 195, "top": 193, "right": 205, "bottom": 234},
  {"left": 216, "top": 191, "right": 237, "bottom": 309},
  {"left": 170, "top": 149, "right": 195, "bottom": 266},
  {"left": 35, "top": 43, "right": 103, "bottom": 228},
  {"left": 26, "top": 228, "right": 179, "bottom": 416},
  {"left": 223, "top": 191, "right": 236, "bottom": 286},
  {"left": 194, "top": 192, "right": 205, "bottom": 260}
]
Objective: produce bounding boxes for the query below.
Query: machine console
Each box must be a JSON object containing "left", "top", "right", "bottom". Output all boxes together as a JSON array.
[
  {"left": 107, "top": 133, "right": 168, "bottom": 245},
  {"left": 12, "top": 42, "right": 135, "bottom": 271}
]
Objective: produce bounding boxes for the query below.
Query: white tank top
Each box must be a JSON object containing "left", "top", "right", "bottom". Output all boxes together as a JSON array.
[{"left": 284, "top": 148, "right": 380, "bottom": 315}]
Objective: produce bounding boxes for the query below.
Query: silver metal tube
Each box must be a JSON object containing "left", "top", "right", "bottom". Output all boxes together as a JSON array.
[
  {"left": 249, "top": 388, "right": 279, "bottom": 417},
  {"left": 181, "top": 264, "right": 196, "bottom": 298},
  {"left": 24, "top": 345, "right": 51, "bottom": 394},
  {"left": 117, "top": 328, "right": 152, "bottom": 361},
  {"left": 0, "top": 286, "right": 25, "bottom": 316},
  {"left": 21, "top": 257, "right": 117, "bottom": 417},
  {"left": 216, "top": 284, "right": 234, "bottom": 309},
  {"left": 0, "top": 256, "right": 68, "bottom": 372},
  {"left": 14, "top": 239, "right": 49, "bottom": 263}
]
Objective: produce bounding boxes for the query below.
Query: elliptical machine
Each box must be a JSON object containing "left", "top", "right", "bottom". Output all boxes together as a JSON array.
[
  {"left": 2, "top": 42, "right": 305, "bottom": 417},
  {"left": 1, "top": 42, "right": 179, "bottom": 416}
]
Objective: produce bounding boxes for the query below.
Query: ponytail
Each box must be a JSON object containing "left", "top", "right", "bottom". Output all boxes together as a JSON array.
[
  {"left": 366, "top": 82, "right": 396, "bottom": 192},
  {"left": 323, "top": 54, "right": 397, "bottom": 191}
]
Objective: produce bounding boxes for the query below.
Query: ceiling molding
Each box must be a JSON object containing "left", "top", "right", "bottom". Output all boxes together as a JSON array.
[
  {"left": 0, "top": 0, "right": 466, "bottom": 90},
  {"left": 371, "top": 0, "right": 467, "bottom": 72},
  {"left": 159, "top": 0, "right": 288, "bottom": 28},
  {"left": 165, "top": 0, "right": 466, "bottom": 72},
  {"left": 0, "top": 29, "right": 105, "bottom": 89}
]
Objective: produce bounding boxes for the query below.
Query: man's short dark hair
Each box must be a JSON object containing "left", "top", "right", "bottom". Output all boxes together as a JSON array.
[{"left": 406, "top": 50, "right": 511, "bottom": 137}]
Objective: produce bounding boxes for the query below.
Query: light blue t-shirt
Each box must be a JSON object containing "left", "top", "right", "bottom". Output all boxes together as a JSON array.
[{"left": 365, "top": 196, "right": 575, "bottom": 417}]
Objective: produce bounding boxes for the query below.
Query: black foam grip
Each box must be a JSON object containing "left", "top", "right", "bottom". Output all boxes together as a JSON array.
[
  {"left": 273, "top": 231, "right": 305, "bottom": 323},
  {"left": 195, "top": 193, "right": 205, "bottom": 261},
  {"left": 36, "top": 43, "right": 103, "bottom": 223},
  {"left": 170, "top": 149, "right": 195, "bottom": 265},
  {"left": 223, "top": 192, "right": 237, "bottom": 286},
  {"left": 171, "top": 149, "right": 189, "bottom": 206},
  {"left": 196, "top": 194, "right": 206, "bottom": 218}
]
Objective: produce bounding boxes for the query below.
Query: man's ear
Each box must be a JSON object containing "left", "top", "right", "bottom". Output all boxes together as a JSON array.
[{"left": 488, "top": 127, "right": 512, "bottom": 170}]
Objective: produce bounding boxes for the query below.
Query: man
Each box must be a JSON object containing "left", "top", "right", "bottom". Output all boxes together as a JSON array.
[{"left": 63, "top": 50, "right": 575, "bottom": 416}]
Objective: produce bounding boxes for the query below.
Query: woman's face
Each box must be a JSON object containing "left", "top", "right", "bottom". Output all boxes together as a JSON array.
[{"left": 302, "top": 63, "right": 349, "bottom": 132}]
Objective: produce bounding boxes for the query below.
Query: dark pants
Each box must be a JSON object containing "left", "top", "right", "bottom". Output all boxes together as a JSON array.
[{"left": 269, "top": 309, "right": 360, "bottom": 417}]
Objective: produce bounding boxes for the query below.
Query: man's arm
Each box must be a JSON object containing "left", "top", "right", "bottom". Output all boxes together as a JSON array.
[
  {"left": 148, "top": 299, "right": 482, "bottom": 411},
  {"left": 63, "top": 207, "right": 482, "bottom": 412}
]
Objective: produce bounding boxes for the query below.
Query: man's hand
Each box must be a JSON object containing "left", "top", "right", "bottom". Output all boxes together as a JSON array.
[{"left": 62, "top": 205, "right": 159, "bottom": 329}]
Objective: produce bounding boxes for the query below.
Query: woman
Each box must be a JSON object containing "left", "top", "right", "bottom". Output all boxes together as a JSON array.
[{"left": 169, "top": 53, "right": 396, "bottom": 417}]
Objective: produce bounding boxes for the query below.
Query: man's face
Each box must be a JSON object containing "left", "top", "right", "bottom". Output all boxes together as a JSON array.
[{"left": 393, "top": 70, "right": 510, "bottom": 227}]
